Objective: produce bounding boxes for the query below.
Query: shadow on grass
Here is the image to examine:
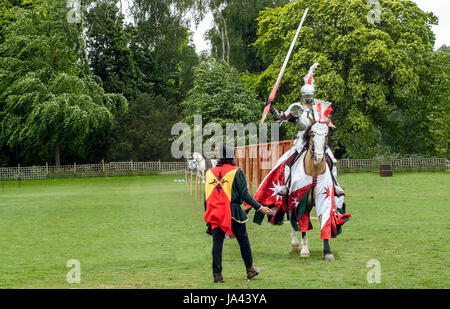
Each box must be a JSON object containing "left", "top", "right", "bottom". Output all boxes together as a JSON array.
[
  {"left": 286, "top": 250, "right": 341, "bottom": 262},
  {"left": 257, "top": 249, "right": 339, "bottom": 262}
]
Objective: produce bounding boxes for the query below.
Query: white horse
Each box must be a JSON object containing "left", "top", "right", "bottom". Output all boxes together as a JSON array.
[
  {"left": 193, "top": 152, "right": 218, "bottom": 183},
  {"left": 287, "top": 121, "right": 350, "bottom": 260},
  {"left": 289, "top": 122, "right": 332, "bottom": 259},
  {"left": 187, "top": 159, "right": 198, "bottom": 173},
  {"left": 251, "top": 102, "right": 350, "bottom": 260}
]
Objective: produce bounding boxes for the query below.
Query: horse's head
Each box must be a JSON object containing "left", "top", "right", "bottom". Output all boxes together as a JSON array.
[
  {"left": 309, "top": 122, "right": 329, "bottom": 165},
  {"left": 305, "top": 101, "right": 335, "bottom": 165}
]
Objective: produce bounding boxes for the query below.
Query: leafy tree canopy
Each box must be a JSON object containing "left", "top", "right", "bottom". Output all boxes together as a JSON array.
[
  {"left": 0, "top": 0, "right": 127, "bottom": 165},
  {"left": 206, "top": 0, "right": 289, "bottom": 73},
  {"left": 250, "top": 0, "right": 440, "bottom": 158},
  {"left": 181, "top": 59, "right": 263, "bottom": 147}
]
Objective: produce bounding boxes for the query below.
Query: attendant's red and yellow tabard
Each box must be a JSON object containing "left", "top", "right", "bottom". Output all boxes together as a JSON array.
[{"left": 204, "top": 164, "right": 240, "bottom": 236}]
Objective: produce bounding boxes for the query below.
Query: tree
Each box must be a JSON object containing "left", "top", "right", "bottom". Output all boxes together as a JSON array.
[
  {"left": 181, "top": 59, "right": 263, "bottom": 148},
  {"left": 206, "top": 0, "right": 289, "bottom": 73},
  {"left": 127, "top": 0, "right": 201, "bottom": 102},
  {"left": 80, "top": 1, "right": 139, "bottom": 163},
  {"left": 251, "top": 0, "right": 439, "bottom": 158},
  {"left": 0, "top": 0, "right": 40, "bottom": 44},
  {"left": 0, "top": 0, "right": 127, "bottom": 166},
  {"left": 94, "top": 0, "right": 203, "bottom": 162},
  {"left": 108, "top": 93, "right": 180, "bottom": 162},
  {"left": 84, "top": 0, "right": 138, "bottom": 99},
  {"left": 426, "top": 46, "right": 449, "bottom": 157}
]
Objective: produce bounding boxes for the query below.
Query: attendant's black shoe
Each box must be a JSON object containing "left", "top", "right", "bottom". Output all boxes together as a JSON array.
[
  {"left": 213, "top": 273, "right": 224, "bottom": 283},
  {"left": 246, "top": 267, "right": 260, "bottom": 280}
]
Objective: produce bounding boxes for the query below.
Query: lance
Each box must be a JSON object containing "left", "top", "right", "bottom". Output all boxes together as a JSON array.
[{"left": 261, "top": 7, "right": 309, "bottom": 124}]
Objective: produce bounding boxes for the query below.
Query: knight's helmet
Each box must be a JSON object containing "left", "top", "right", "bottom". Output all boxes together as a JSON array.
[{"left": 301, "top": 63, "right": 319, "bottom": 103}]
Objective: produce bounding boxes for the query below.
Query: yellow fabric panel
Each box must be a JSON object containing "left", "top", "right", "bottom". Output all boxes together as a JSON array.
[
  {"left": 221, "top": 168, "right": 239, "bottom": 201},
  {"left": 205, "top": 170, "right": 216, "bottom": 200},
  {"left": 205, "top": 168, "right": 239, "bottom": 201}
]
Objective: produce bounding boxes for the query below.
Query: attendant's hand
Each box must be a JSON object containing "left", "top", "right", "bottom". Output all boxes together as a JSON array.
[{"left": 260, "top": 206, "right": 274, "bottom": 216}]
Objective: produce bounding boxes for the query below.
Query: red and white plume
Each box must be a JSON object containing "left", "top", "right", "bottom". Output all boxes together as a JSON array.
[
  {"left": 304, "top": 63, "right": 319, "bottom": 86},
  {"left": 314, "top": 100, "right": 336, "bottom": 129},
  {"left": 314, "top": 101, "right": 333, "bottom": 124}
]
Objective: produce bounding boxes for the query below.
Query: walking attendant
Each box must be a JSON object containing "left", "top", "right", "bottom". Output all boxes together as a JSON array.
[{"left": 204, "top": 146, "right": 273, "bottom": 283}]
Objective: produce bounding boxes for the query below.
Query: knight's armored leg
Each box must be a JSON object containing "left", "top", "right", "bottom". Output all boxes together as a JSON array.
[
  {"left": 282, "top": 133, "right": 306, "bottom": 190},
  {"left": 325, "top": 147, "right": 344, "bottom": 195},
  {"left": 325, "top": 147, "right": 338, "bottom": 178},
  {"left": 276, "top": 150, "right": 299, "bottom": 198},
  {"left": 280, "top": 167, "right": 293, "bottom": 198},
  {"left": 282, "top": 149, "right": 302, "bottom": 193}
]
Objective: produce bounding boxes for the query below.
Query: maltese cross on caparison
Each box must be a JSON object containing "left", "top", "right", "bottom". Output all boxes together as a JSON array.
[
  {"left": 323, "top": 186, "right": 332, "bottom": 199},
  {"left": 269, "top": 180, "right": 285, "bottom": 201}
]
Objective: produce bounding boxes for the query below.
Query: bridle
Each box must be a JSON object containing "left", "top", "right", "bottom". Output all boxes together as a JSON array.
[{"left": 308, "top": 122, "right": 329, "bottom": 160}]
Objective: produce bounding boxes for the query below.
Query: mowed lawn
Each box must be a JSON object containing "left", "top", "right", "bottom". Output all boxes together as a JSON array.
[{"left": 0, "top": 172, "right": 448, "bottom": 289}]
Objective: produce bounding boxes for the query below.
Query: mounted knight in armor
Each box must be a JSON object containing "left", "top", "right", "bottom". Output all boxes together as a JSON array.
[
  {"left": 269, "top": 63, "right": 344, "bottom": 196},
  {"left": 246, "top": 63, "right": 350, "bottom": 260}
]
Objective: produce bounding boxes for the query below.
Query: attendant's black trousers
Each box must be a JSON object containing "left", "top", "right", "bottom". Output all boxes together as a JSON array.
[{"left": 212, "top": 220, "right": 253, "bottom": 274}]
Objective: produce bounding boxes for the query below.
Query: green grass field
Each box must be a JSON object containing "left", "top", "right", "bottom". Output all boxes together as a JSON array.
[{"left": 0, "top": 172, "right": 449, "bottom": 289}]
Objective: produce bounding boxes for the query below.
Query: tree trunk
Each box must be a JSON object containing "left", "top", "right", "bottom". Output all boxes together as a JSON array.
[
  {"left": 223, "top": 17, "right": 230, "bottom": 64},
  {"left": 80, "top": 18, "right": 90, "bottom": 67},
  {"left": 219, "top": 14, "right": 230, "bottom": 63},
  {"left": 220, "top": 26, "right": 225, "bottom": 61},
  {"left": 55, "top": 144, "right": 61, "bottom": 167}
]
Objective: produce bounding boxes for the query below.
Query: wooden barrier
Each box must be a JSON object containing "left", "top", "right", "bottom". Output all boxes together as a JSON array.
[
  {"left": 186, "top": 170, "right": 203, "bottom": 202},
  {"left": 235, "top": 140, "right": 294, "bottom": 188},
  {"left": 190, "top": 172, "right": 193, "bottom": 196},
  {"left": 195, "top": 174, "right": 199, "bottom": 200}
]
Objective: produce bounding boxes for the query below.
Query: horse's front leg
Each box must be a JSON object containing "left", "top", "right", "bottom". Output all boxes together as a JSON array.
[
  {"left": 323, "top": 239, "right": 335, "bottom": 261},
  {"left": 290, "top": 228, "right": 300, "bottom": 251},
  {"left": 300, "top": 232, "right": 310, "bottom": 257},
  {"left": 290, "top": 229, "right": 310, "bottom": 257}
]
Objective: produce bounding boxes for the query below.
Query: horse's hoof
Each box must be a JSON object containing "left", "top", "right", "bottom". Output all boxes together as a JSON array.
[
  {"left": 324, "top": 253, "right": 335, "bottom": 261},
  {"left": 291, "top": 244, "right": 300, "bottom": 252},
  {"left": 300, "top": 248, "right": 310, "bottom": 257},
  {"left": 300, "top": 252, "right": 310, "bottom": 258}
]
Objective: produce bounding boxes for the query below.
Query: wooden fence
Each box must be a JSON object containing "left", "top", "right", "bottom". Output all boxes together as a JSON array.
[
  {"left": 337, "top": 158, "right": 448, "bottom": 173},
  {"left": 0, "top": 161, "right": 188, "bottom": 180},
  {"left": 0, "top": 149, "right": 447, "bottom": 183}
]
